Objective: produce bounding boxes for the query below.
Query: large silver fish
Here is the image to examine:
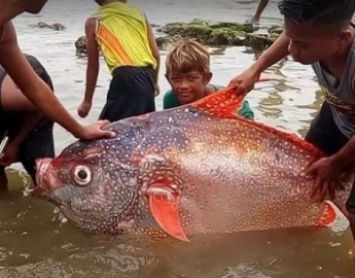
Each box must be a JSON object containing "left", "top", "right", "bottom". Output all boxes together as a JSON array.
[{"left": 33, "top": 88, "right": 353, "bottom": 242}]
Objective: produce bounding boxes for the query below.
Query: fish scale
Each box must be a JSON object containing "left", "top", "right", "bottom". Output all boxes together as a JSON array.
[{"left": 34, "top": 87, "right": 353, "bottom": 242}]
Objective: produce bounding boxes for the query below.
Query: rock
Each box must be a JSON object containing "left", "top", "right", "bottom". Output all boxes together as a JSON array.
[
  {"left": 155, "top": 36, "right": 181, "bottom": 49},
  {"left": 208, "top": 28, "right": 246, "bottom": 46},
  {"left": 35, "top": 21, "right": 65, "bottom": 31},
  {"left": 75, "top": 36, "right": 87, "bottom": 55},
  {"left": 268, "top": 25, "right": 283, "bottom": 35},
  {"left": 245, "top": 33, "right": 276, "bottom": 51},
  {"left": 157, "top": 20, "right": 262, "bottom": 46},
  {"left": 209, "top": 22, "right": 256, "bottom": 33}
]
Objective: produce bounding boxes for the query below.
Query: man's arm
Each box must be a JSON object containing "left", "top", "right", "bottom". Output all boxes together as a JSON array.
[
  {"left": 229, "top": 31, "right": 290, "bottom": 94},
  {"left": 83, "top": 18, "right": 100, "bottom": 104},
  {"left": 0, "top": 21, "right": 115, "bottom": 139},
  {"left": 250, "top": 31, "right": 290, "bottom": 74},
  {"left": 0, "top": 22, "right": 86, "bottom": 137},
  {"left": 145, "top": 15, "right": 160, "bottom": 87}
]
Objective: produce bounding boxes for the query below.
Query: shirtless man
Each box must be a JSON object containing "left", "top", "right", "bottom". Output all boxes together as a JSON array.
[{"left": 0, "top": 0, "right": 115, "bottom": 140}]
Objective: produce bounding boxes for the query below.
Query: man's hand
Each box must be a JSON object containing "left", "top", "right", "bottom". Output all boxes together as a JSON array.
[
  {"left": 77, "top": 100, "right": 92, "bottom": 118},
  {"left": 0, "top": 142, "right": 19, "bottom": 166},
  {"left": 305, "top": 156, "right": 345, "bottom": 202},
  {"left": 76, "top": 120, "right": 116, "bottom": 140},
  {"left": 228, "top": 67, "right": 261, "bottom": 95}
]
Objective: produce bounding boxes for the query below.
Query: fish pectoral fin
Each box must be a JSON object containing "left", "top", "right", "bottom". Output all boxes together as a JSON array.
[
  {"left": 146, "top": 183, "right": 189, "bottom": 242},
  {"left": 317, "top": 200, "right": 338, "bottom": 227}
]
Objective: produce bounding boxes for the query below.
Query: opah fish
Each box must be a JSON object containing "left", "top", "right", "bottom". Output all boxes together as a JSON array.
[{"left": 33, "top": 88, "right": 353, "bottom": 242}]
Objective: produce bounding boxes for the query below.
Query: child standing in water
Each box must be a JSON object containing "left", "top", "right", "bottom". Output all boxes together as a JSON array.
[
  {"left": 78, "top": 0, "right": 160, "bottom": 122},
  {"left": 163, "top": 39, "right": 254, "bottom": 120}
]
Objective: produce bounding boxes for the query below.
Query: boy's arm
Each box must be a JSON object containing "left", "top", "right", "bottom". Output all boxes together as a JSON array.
[
  {"left": 0, "top": 22, "right": 114, "bottom": 139},
  {"left": 145, "top": 15, "right": 160, "bottom": 91},
  {"left": 229, "top": 31, "right": 290, "bottom": 95},
  {"left": 83, "top": 18, "right": 100, "bottom": 105}
]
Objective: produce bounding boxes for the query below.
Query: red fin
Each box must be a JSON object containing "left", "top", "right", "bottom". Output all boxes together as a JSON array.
[
  {"left": 146, "top": 182, "right": 189, "bottom": 242},
  {"left": 190, "top": 75, "right": 272, "bottom": 117},
  {"left": 317, "top": 201, "right": 337, "bottom": 227},
  {"left": 190, "top": 86, "right": 244, "bottom": 117}
]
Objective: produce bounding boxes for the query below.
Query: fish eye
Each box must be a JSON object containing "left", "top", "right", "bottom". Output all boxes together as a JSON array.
[{"left": 73, "top": 165, "right": 92, "bottom": 186}]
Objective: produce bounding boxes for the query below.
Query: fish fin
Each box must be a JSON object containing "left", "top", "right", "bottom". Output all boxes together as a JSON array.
[
  {"left": 317, "top": 200, "right": 337, "bottom": 227},
  {"left": 146, "top": 182, "right": 189, "bottom": 242},
  {"left": 190, "top": 75, "right": 271, "bottom": 118},
  {"left": 190, "top": 86, "right": 245, "bottom": 118}
]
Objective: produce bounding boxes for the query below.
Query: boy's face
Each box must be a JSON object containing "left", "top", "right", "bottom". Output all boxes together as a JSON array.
[
  {"left": 167, "top": 71, "right": 212, "bottom": 105},
  {"left": 284, "top": 20, "right": 350, "bottom": 65}
]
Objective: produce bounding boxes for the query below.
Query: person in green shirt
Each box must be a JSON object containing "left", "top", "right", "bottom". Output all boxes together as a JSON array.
[{"left": 162, "top": 39, "right": 254, "bottom": 120}]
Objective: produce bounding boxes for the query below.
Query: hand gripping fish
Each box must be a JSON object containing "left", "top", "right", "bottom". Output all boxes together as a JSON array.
[{"left": 33, "top": 87, "right": 353, "bottom": 242}]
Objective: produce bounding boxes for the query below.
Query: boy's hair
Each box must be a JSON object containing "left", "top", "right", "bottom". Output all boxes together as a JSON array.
[
  {"left": 278, "top": 0, "right": 355, "bottom": 31},
  {"left": 166, "top": 39, "right": 210, "bottom": 76}
]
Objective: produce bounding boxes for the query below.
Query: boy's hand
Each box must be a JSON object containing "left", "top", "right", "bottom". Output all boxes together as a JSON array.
[
  {"left": 78, "top": 101, "right": 92, "bottom": 118},
  {"left": 228, "top": 67, "right": 261, "bottom": 95},
  {"left": 154, "top": 83, "right": 160, "bottom": 97},
  {"left": 76, "top": 120, "right": 116, "bottom": 140},
  {"left": 0, "top": 143, "right": 19, "bottom": 166}
]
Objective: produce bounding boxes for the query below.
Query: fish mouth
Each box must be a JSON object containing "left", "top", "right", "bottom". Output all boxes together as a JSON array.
[{"left": 32, "top": 158, "right": 62, "bottom": 197}]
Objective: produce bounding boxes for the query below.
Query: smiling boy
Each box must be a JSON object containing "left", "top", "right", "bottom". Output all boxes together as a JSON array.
[{"left": 163, "top": 39, "right": 254, "bottom": 120}]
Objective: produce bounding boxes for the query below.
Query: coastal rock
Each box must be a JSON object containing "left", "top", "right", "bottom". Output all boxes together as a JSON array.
[
  {"left": 245, "top": 33, "right": 276, "bottom": 50},
  {"left": 35, "top": 21, "right": 66, "bottom": 31},
  {"left": 75, "top": 36, "right": 87, "bottom": 55},
  {"left": 156, "top": 19, "right": 280, "bottom": 48},
  {"left": 208, "top": 28, "right": 246, "bottom": 46},
  {"left": 268, "top": 25, "right": 284, "bottom": 35}
]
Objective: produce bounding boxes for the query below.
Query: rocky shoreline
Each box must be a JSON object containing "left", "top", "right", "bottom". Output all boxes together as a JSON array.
[{"left": 74, "top": 19, "right": 283, "bottom": 55}]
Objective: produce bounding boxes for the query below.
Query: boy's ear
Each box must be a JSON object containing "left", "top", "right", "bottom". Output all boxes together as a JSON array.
[{"left": 203, "top": 72, "right": 213, "bottom": 85}]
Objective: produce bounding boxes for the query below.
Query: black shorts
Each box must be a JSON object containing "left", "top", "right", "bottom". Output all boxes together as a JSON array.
[
  {"left": 305, "top": 101, "right": 355, "bottom": 214},
  {"left": 99, "top": 65, "right": 156, "bottom": 122}
]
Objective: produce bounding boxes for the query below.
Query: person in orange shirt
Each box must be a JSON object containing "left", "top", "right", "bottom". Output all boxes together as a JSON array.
[{"left": 77, "top": 0, "right": 160, "bottom": 122}]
